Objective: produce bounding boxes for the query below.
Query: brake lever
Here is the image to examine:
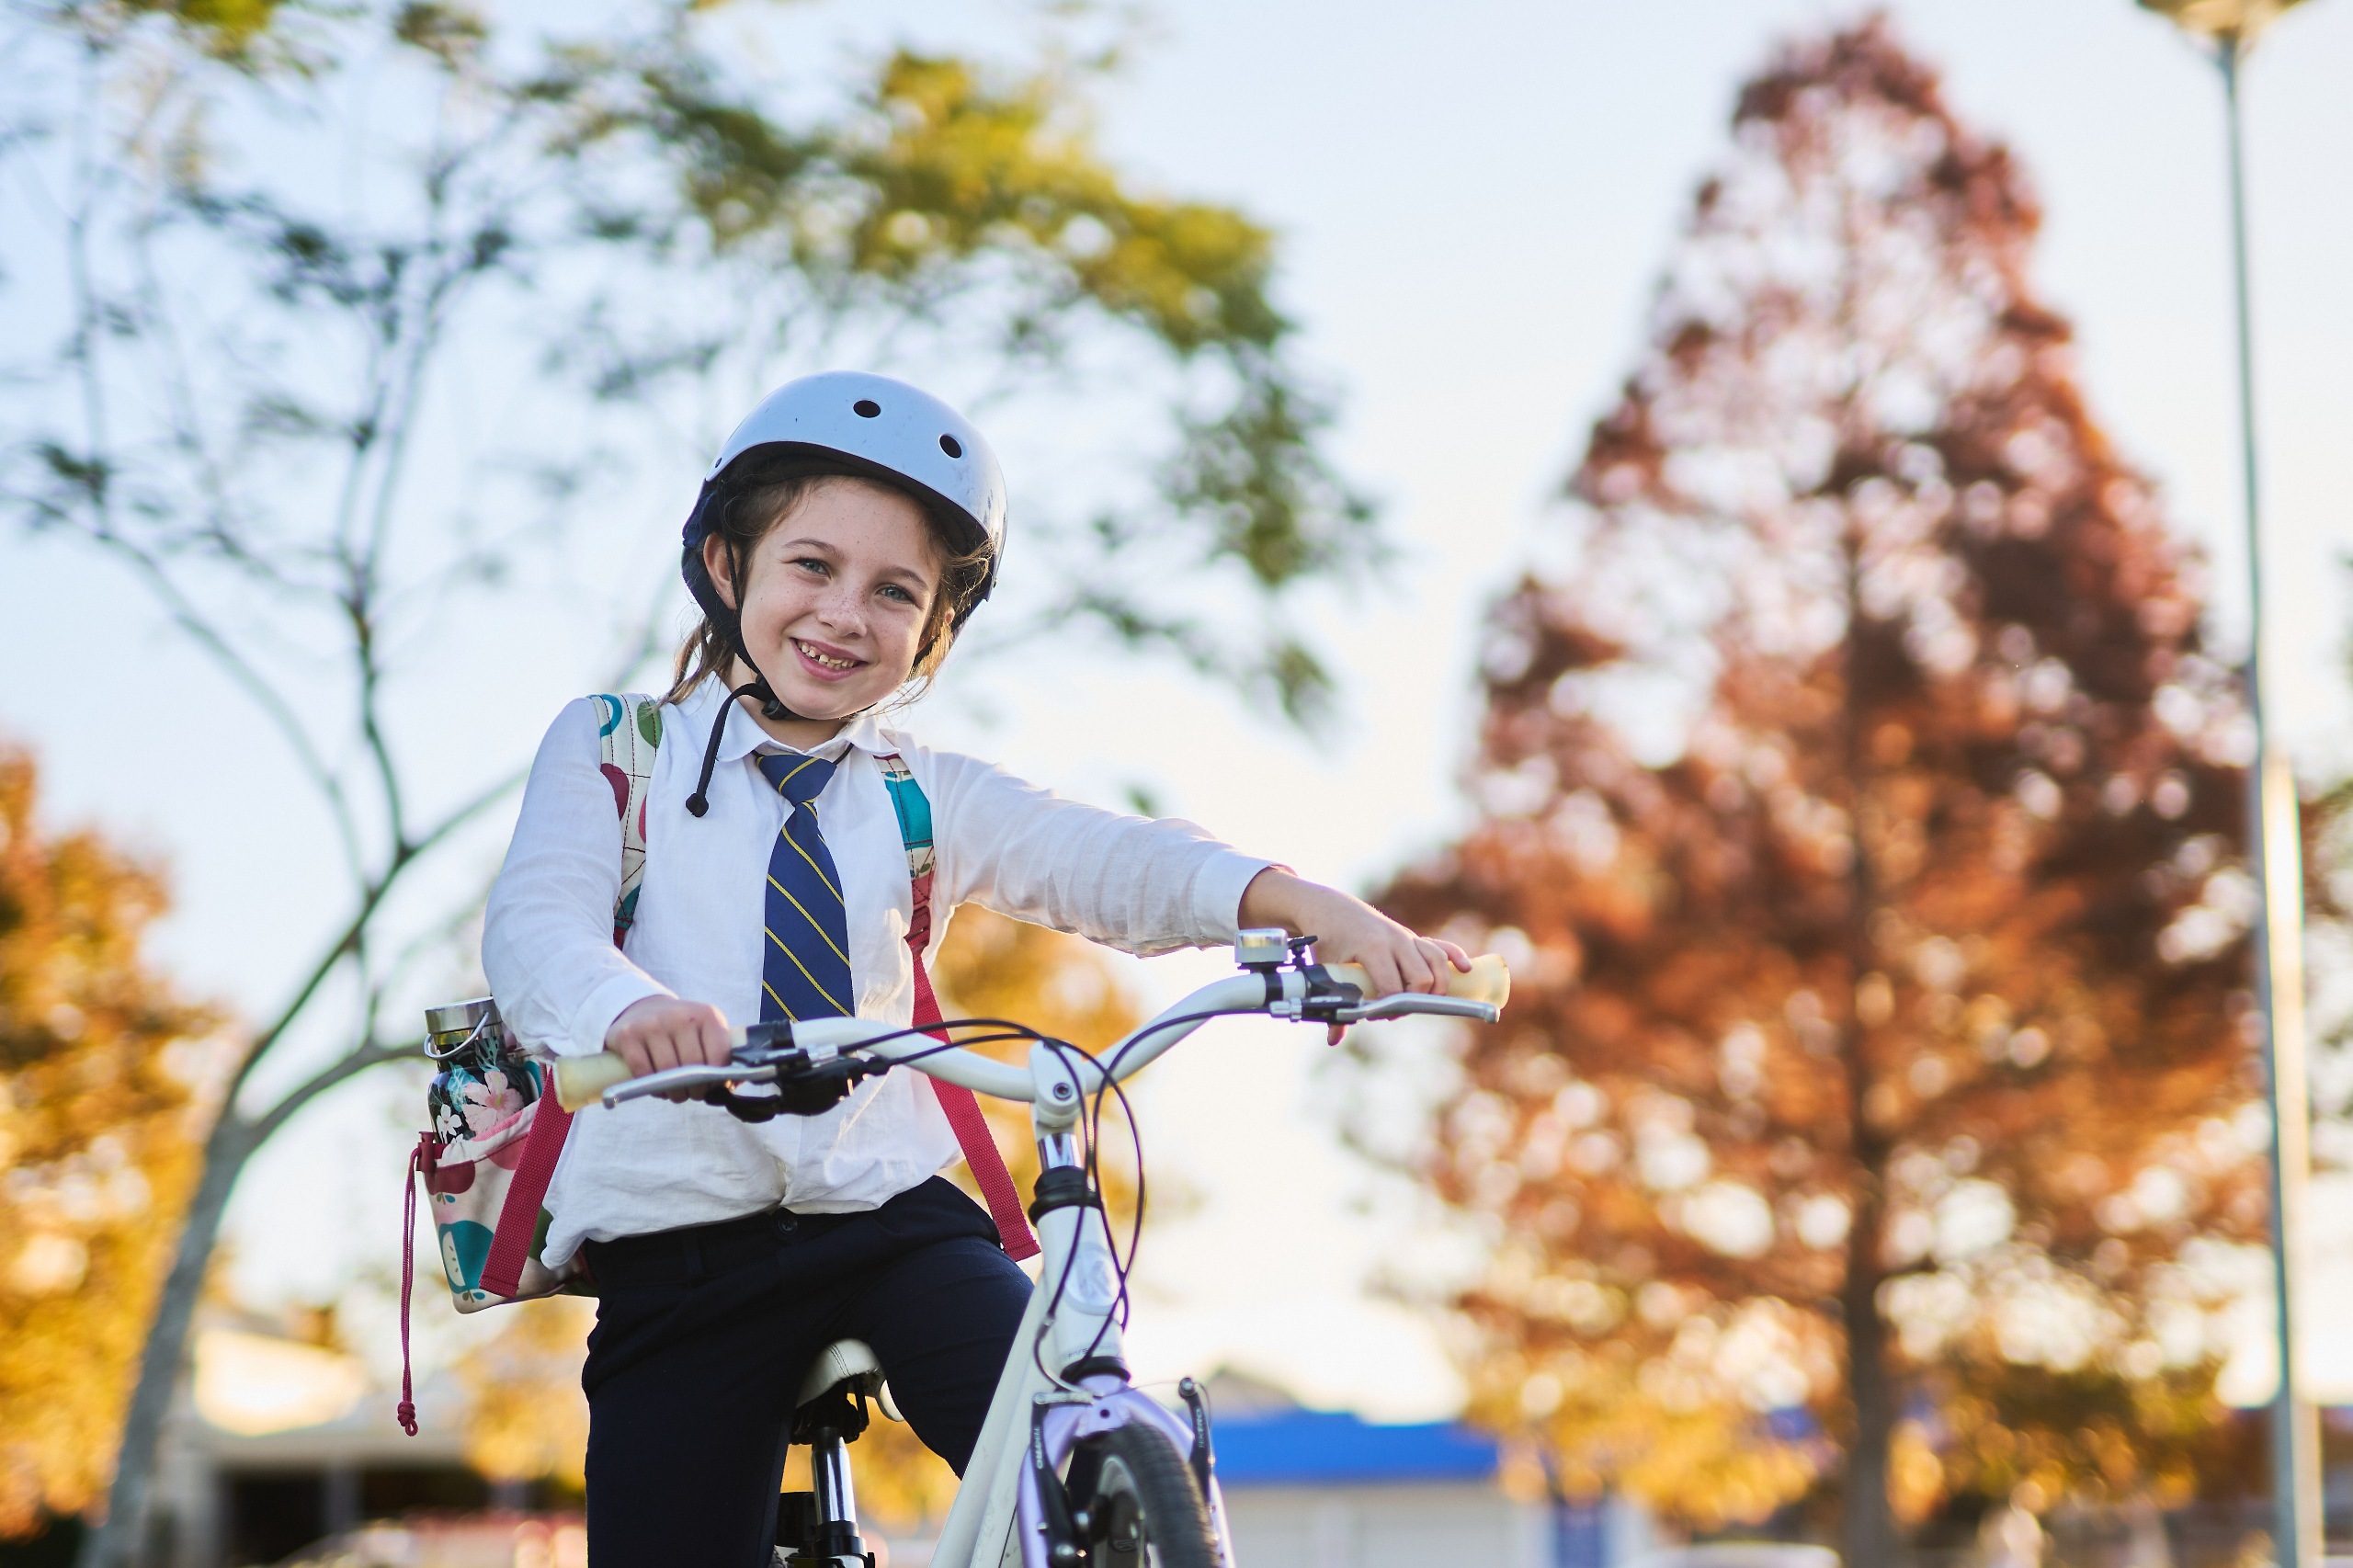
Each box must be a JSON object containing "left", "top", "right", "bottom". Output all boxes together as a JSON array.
[
  {"left": 602, "top": 1061, "right": 777, "bottom": 1108},
  {"left": 1334, "top": 994, "right": 1503, "bottom": 1027},
  {"left": 703, "top": 1056, "right": 873, "bottom": 1122}
]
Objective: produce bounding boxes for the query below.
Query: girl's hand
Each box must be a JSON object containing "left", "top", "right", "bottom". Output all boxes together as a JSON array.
[
  {"left": 606, "top": 995, "right": 733, "bottom": 1098},
  {"left": 1237, "top": 869, "right": 1471, "bottom": 1041}
]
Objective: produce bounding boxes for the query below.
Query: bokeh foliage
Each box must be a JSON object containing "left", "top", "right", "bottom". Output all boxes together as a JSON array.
[
  {"left": 0, "top": 747, "right": 218, "bottom": 1537},
  {"left": 1358, "top": 18, "right": 2268, "bottom": 1556}
]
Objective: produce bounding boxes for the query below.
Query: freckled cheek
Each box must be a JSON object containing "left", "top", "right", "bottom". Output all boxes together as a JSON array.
[
  {"left": 873, "top": 631, "right": 916, "bottom": 674},
  {"left": 871, "top": 614, "right": 929, "bottom": 676}
]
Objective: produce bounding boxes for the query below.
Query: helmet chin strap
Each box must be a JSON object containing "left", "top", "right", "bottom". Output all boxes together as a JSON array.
[
  {"left": 685, "top": 678, "right": 766, "bottom": 820},
  {"left": 683, "top": 625, "right": 890, "bottom": 819},
  {"left": 685, "top": 597, "right": 804, "bottom": 817}
]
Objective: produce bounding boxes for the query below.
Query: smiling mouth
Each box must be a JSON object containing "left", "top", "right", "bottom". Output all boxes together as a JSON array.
[{"left": 794, "top": 639, "right": 864, "bottom": 673}]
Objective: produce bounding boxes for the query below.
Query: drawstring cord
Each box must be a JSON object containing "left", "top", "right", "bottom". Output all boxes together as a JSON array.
[{"left": 397, "top": 1133, "right": 425, "bottom": 1437}]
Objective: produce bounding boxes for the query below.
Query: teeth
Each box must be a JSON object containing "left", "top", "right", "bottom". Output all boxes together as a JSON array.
[{"left": 797, "top": 641, "right": 858, "bottom": 671}]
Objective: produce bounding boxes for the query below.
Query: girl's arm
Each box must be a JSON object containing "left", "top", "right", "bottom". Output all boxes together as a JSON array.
[
  {"left": 919, "top": 749, "right": 1272, "bottom": 956},
  {"left": 483, "top": 700, "right": 676, "bottom": 1058},
  {"left": 1237, "top": 867, "right": 1471, "bottom": 996},
  {"left": 915, "top": 748, "right": 1468, "bottom": 992}
]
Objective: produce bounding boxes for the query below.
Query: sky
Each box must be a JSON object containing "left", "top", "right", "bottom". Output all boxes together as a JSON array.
[{"left": 5, "top": 0, "right": 2352, "bottom": 1420}]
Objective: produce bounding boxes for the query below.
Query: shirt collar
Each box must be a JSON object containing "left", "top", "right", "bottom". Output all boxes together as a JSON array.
[{"left": 676, "top": 676, "right": 893, "bottom": 766}]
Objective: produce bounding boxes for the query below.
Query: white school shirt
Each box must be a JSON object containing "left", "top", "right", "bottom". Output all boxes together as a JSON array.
[{"left": 482, "top": 676, "right": 1272, "bottom": 1267}]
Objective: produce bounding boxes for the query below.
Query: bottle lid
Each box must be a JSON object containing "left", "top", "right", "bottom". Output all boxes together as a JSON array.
[{"left": 424, "top": 997, "right": 499, "bottom": 1036}]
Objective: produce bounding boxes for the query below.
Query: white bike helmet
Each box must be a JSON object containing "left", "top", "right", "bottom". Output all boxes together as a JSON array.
[
  {"left": 676, "top": 372, "right": 1008, "bottom": 815},
  {"left": 680, "top": 370, "right": 1006, "bottom": 641}
]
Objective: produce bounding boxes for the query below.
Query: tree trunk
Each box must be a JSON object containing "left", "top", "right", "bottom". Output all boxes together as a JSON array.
[
  {"left": 1837, "top": 533, "right": 1902, "bottom": 1568},
  {"left": 1841, "top": 1197, "right": 1898, "bottom": 1568},
  {"left": 77, "top": 1111, "right": 258, "bottom": 1568}
]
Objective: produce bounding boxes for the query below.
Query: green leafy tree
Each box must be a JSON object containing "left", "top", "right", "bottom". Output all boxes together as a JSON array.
[
  {"left": 0, "top": 4, "right": 1374, "bottom": 1561},
  {"left": 0, "top": 745, "right": 218, "bottom": 1545},
  {"left": 1358, "top": 20, "right": 2269, "bottom": 1560}
]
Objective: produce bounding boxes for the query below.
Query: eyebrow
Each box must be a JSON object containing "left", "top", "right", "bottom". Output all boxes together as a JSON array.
[{"left": 774, "top": 537, "right": 937, "bottom": 594}]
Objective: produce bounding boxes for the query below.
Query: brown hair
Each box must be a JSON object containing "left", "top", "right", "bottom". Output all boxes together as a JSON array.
[{"left": 666, "top": 456, "right": 995, "bottom": 708}]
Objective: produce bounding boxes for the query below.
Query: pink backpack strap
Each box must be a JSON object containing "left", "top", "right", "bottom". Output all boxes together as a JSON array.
[
  {"left": 478, "top": 1102, "right": 574, "bottom": 1298},
  {"left": 879, "top": 753, "right": 1040, "bottom": 1261}
]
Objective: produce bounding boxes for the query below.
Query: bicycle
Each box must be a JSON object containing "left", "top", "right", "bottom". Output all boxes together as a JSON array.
[{"left": 550, "top": 930, "right": 1509, "bottom": 1568}]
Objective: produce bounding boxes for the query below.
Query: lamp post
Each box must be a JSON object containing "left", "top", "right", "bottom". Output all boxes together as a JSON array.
[{"left": 2134, "top": 4, "right": 2320, "bottom": 1566}]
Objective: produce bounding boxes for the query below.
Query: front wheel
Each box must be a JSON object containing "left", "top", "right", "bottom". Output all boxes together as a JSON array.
[{"left": 1068, "top": 1421, "right": 1218, "bottom": 1568}]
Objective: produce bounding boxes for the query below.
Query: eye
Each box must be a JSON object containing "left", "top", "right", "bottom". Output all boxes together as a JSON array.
[
  {"left": 879, "top": 583, "right": 917, "bottom": 605},
  {"left": 793, "top": 557, "right": 830, "bottom": 576}
]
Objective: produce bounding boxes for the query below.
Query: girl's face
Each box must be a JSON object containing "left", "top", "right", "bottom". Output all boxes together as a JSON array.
[{"left": 706, "top": 478, "right": 941, "bottom": 732}]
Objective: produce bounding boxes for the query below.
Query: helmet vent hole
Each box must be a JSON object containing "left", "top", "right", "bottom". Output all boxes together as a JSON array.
[
  {"left": 938, "top": 434, "right": 963, "bottom": 459},
  {"left": 853, "top": 400, "right": 881, "bottom": 418}
]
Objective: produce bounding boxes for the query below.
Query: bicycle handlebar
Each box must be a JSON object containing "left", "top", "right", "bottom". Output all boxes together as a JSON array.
[{"left": 550, "top": 952, "right": 1510, "bottom": 1114}]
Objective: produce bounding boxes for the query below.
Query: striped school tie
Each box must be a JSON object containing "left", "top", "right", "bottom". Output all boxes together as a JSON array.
[{"left": 756, "top": 753, "right": 853, "bottom": 1022}]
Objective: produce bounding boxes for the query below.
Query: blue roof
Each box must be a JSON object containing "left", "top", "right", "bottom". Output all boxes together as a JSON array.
[{"left": 1210, "top": 1408, "right": 1500, "bottom": 1487}]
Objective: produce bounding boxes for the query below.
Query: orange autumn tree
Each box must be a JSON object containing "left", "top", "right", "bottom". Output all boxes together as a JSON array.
[
  {"left": 1366, "top": 21, "right": 2268, "bottom": 1562},
  {"left": 0, "top": 747, "right": 217, "bottom": 1542}
]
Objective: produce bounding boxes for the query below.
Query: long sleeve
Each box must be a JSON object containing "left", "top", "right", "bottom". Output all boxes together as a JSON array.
[
  {"left": 483, "top": 699, "right": 671, "bottom": 1058},
  {"left": 913, "top": 746, "right": 1274, "bottom": 957}
]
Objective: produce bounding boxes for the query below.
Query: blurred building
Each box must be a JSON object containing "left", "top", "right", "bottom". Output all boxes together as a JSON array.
[
  {"left": 1199, "top": 1369, "right": 1654, "bottom": 1568},
  {"left": 143, "top": 1322, "right": 563, "bottom": 1568}
]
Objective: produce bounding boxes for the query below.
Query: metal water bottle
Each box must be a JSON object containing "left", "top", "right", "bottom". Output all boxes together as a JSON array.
[{"left": 423, "top": 997, "right": 540, "bottom": 1143}]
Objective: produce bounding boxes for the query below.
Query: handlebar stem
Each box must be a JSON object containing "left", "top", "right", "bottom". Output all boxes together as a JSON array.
[{"left": 1029, "top": 1043, "right": 1086, "bottom": 1136}]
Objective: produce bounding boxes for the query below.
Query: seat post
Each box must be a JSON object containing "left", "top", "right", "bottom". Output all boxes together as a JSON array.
[
  {"left": 783, "top": 1339, "right": 883, "bottom": 1567},
  {"left": 813, "top": 1426, "right": 858, "bottom": 1532},
  {"left": 786, "top": 1423, "right": 870, "bottom": 1568}
]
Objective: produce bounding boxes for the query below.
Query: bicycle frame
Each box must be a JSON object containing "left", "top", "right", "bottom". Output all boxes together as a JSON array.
[
  {"left": 576, "top": 950, "right": 1505, "bottom": 1568},
  {"left": 970, "top": 1012, "right": 1254, "bottom": 1564},
  {"left": 802, "top": 980, "right": 1266, "bottom": 1567}
]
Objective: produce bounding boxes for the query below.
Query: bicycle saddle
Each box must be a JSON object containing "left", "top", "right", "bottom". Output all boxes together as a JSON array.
[{"left": 798, "top": 1338, "right": 886, "bottom": 1411}]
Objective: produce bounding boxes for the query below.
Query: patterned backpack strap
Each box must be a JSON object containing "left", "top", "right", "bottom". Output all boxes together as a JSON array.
[
  {"left": 877, "top": 753, "right": 1040, "bottom": 1261},
  {"left": 593, "top": 693, "right": 664, "bottom": 946},
  {"left": 483, "top": 698, "right": 659, "bottom": 1293}
]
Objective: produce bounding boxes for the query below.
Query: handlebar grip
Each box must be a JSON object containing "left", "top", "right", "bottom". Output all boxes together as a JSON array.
[
  {"left": 552, "top": 1052, "right": 635, "bottom": 1113},
  {"left": 1325, "top": 952, "right": 1510, "bottom": 1009}
]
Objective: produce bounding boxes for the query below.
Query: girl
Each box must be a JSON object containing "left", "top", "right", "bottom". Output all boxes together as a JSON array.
[{"left": 482, "top": 371, "right": 1466, "bottom": 1565}]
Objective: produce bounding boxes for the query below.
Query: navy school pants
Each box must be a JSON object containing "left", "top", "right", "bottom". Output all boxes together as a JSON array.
[{"left": 578, "top": 1177, "right": 1033, "bottom": 1567}]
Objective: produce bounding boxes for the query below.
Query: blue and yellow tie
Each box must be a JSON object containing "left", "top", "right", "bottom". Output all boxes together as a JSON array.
[{"left": 756, "top": 753, "right": 853, "bottom": 1023}]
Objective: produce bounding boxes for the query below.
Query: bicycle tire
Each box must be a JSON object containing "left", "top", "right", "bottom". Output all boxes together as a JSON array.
[{"left": 1071, "top": 1421, "right": 1218, "bottom": 1568}]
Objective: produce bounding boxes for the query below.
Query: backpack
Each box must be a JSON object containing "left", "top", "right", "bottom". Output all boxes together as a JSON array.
[{"left": 395, "top": 694, "right": 1035, "bottom": 1433}]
